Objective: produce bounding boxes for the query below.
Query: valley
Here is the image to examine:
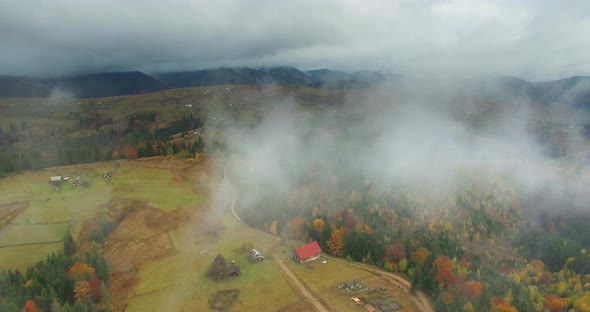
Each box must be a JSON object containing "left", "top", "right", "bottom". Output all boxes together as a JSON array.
[{"left": 1, "top": 81, "right": 590, "bottom": 312}]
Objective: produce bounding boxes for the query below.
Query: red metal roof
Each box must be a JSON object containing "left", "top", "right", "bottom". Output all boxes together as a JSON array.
[{"left": 294, "top": 241, "right": 321, "bottom": 260}]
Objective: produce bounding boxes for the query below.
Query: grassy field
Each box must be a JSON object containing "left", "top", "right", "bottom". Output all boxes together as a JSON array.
[
  {"left": 0, "top": 223, "right": 69, "bottom": 246},
  {"left": 112, "top": 163, "right": 202, "bottom": 212},
  {"left": 0, "top": 158, "right": 204, "bottom": 272},
  {"left": 4, "top": 168, "right": 112, "bottom": 237},
  {"left": 0, "top": 242, "right": 62, "bottom": 272},
  {"left": 124, "top": 210, "right": 303, "bottom": 312},
  {"left": 285, "top": 254, "right": 373, "bottom": 291}
]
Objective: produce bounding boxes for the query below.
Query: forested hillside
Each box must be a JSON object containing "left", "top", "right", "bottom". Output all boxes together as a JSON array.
[{"left": 233, "top": 157, "right": 590, "bottom": 311}]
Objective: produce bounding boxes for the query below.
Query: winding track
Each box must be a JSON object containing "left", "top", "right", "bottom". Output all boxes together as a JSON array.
[{"left": 224, "top": 163, "right": 329, "bottom": 311}]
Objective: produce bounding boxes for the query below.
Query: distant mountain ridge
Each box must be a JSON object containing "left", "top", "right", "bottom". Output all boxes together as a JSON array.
[
  {"left": 158, "top": 67, "right": 315, "bottom": 89},
  {"left": 472, "top": 76, "right": 590, "bottom": 110},
  {"left": 0, "top": 67, "right": 589, "bottom": 110},
  {"left": 0, "top": 71, "right": 162, "bottom": 98},
  {"left": 0, "top": 67, "right": 399, "bottom": 98}
]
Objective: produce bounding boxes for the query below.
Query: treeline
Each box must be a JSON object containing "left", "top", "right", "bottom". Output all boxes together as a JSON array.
[
  {"left": 80, "top": 113, "right": 113, "bottom": 130},
  {"left": 0, "top": 235, "right": 110, "bottom": 312},
  {"left": 0, "top": 112, "right": 205, "bottom": 175},
  {"left": 0, "top": 120, "right": 29, "bottom": 145}
]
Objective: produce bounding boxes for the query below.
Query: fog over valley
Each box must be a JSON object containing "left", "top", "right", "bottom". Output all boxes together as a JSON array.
[{"left": 1, "top": 1, "right": 590, "bottom": 312}]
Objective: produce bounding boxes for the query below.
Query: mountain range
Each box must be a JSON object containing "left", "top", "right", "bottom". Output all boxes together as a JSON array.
[{"left": 1, "top": 67, "right": 589, "bottom": 110}]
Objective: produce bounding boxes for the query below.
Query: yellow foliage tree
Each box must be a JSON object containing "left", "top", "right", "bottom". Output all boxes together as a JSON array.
[
  {"left": 573, "top": 292, "right": 590, "bottom": 312},
  {"left": 504, "top": 288, "right": 513, "bottom": 304},
  {"left": 511, "top": 273, "right": 521, "bottom": 285},
  {"left": 398, "top": 258, "right": 408, "bottom": 273},
  {"left": 463, "top": 302, "right": 474, "bottom": 312},
  {"left": 74, "top": 280, "right": 90, "bottom": 301},
  {"left": 327, "top": 226, "right": 345, "bottom": 257},
  {"left": 556, "top": 281, "right": 568, "bottom": 296},
  {"left": 474, "top": 231, "right": 480, "bottom": 242},
  {"left": 68, "top": 262, "right": 95, "bottom": 281},
  {"left": 313, "top": 218, "right": 324, "bottom": 233}
]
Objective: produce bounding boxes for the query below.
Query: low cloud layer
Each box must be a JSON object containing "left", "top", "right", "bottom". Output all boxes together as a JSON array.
[
  {"left": 220, "top": 80, "right": 589, "bottom": 221},
  {"left": 1, "top": 0, "right": 589, "bottom": 79}
]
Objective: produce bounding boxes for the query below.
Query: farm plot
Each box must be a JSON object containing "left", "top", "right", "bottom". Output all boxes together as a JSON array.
[
  {"left": 0, "top": 222, "right": 70, "bottom": 247},
  {"left": 112, "top": 164, "right": 203, "bottom": 212},
  {"left": 0, "top": 242, "right": 63, "bottom": 272}
]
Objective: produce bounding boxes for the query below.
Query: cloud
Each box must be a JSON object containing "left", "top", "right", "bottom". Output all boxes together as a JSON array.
[
  {"left": 218, "top": 79, "right": 590, "bottom": 225},
  {"left": 0, "top": 0, "right": 589, "bottom": 79}
]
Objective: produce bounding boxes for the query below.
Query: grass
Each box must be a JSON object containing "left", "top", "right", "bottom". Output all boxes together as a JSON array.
[
  {"left": 285, "top": 254, "right": 373, "bottom": 292},
  {"left": 0, "top": 242, "right": 62, "bottom": 272},
  {"left": 8, "top": 171, "right": 112, "bottom": 237},
  {"left": 112, "top": 164, "right": 202, "bottom": 212},
  {"left": 210, "top": 289, "right": 239, "bottom": 310},
  {"left": 0, "top": 223, "right": 69, "bottom": 246}
]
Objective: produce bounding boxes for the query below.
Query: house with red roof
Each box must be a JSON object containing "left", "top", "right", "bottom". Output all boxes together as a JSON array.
[{"left": 294, "top": 241, "right": 322, "bottom": 263}]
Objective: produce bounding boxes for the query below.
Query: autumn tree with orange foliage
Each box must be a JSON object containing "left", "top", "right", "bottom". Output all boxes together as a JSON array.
[
  {"left": 21, "top": 300, "right": 40, "bottom": 312},
  {"left": 327, "top": 226, "right": 345, "bottom": 256},
  {"left": 122, "top": 145, "right": 138, "bottom": 160},
  {"left": 545, "top": 295, "right": 567, "bottom": 312},
  {"left": 68, "top": 262, "right": 95, "bottom": 281},
  {"left": 313, "top": 218, "right": 324, "bottom": 233},
  {"left": 435, "top": 256, "right": 456, "bottom": 287},
  {"left": 461, "top": 281, "right": 483, "bottom": 301},
  {"left": 491, "top": 298, "right": 518, "bottom": 312},
  {"left": 74, "top": 280, "right": 91, "bottom": 301},
  {"left": 411, "top": 248, "right": 428, "bottom": 266}
]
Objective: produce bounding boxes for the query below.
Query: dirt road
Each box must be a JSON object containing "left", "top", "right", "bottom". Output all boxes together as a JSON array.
[
  {"left": 273, "top": 254, "right": 330, "bottom": 312},
  {"left": 223, "top": 163, "right": 242, "bottom": 224},
  {"left": 224, "top": 163, "right": 329, "bottom": 311}
]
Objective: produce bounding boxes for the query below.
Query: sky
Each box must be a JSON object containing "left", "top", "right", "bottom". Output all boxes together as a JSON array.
[{"left": 1, "top": 0, "right": 589, "bottom": 80}]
